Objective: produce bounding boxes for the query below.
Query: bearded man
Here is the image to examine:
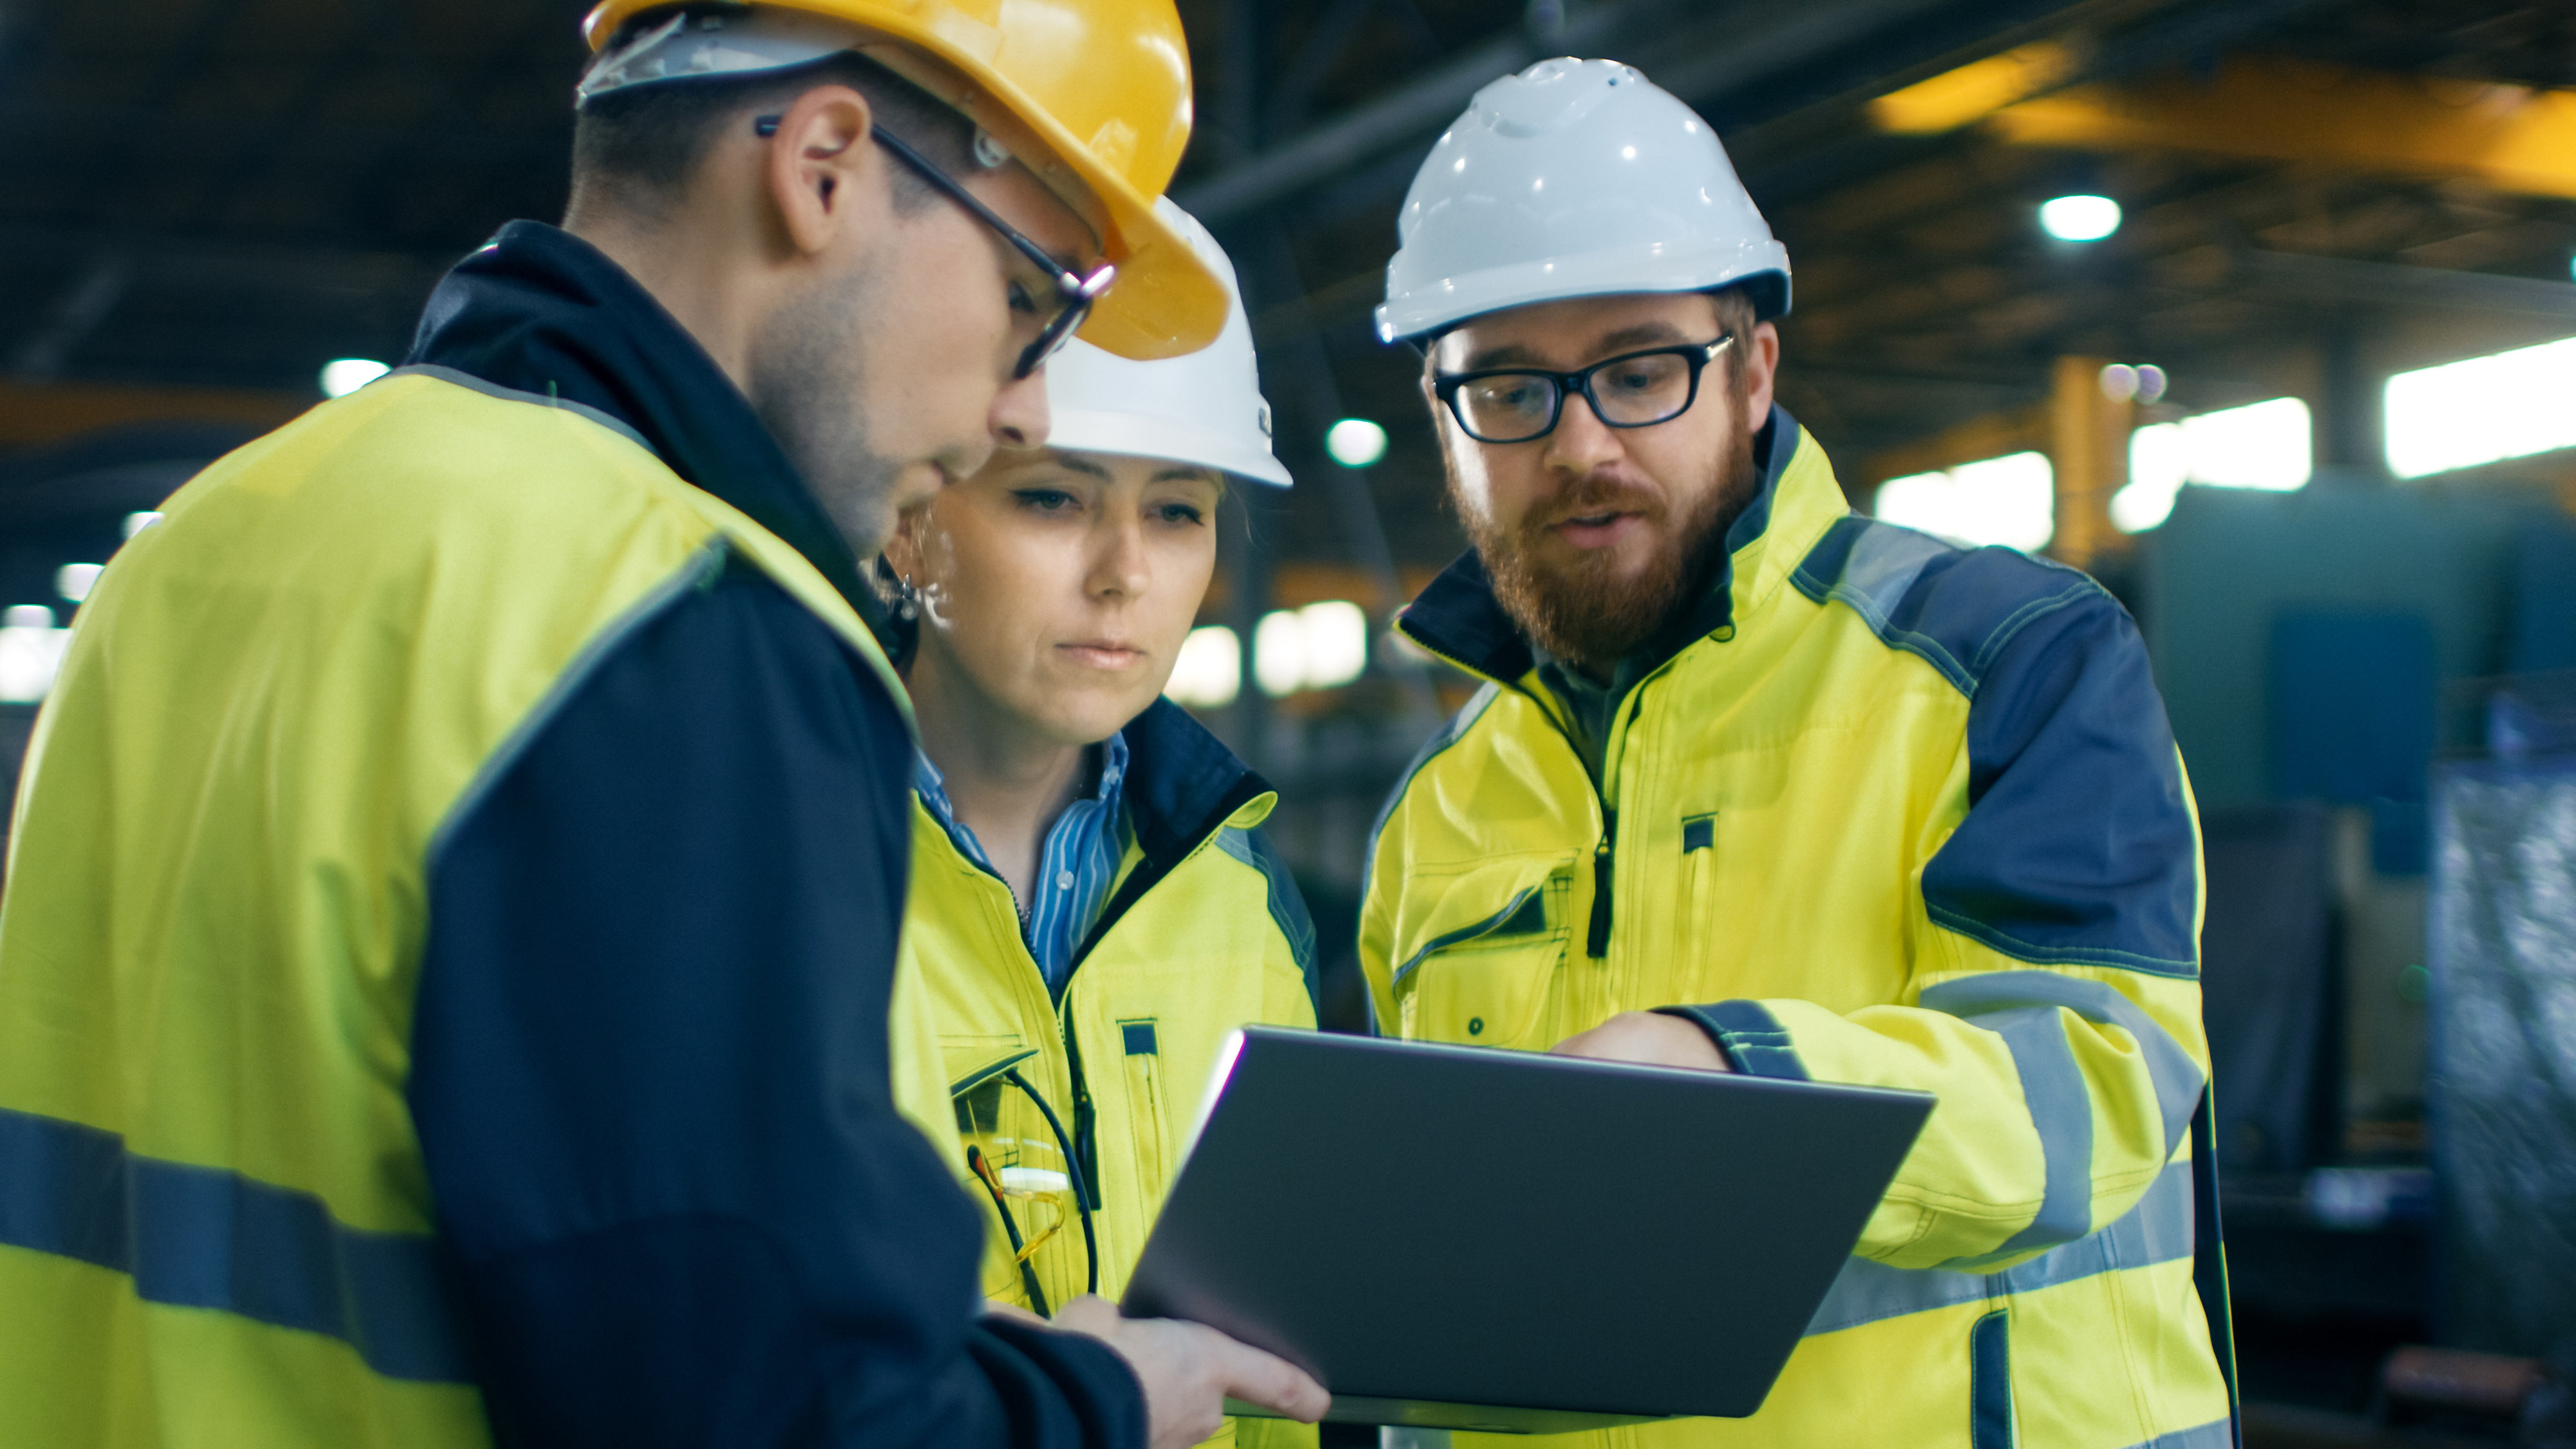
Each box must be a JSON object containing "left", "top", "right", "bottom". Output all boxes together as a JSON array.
[{"left": 1358, "top": 60, "right": 2234, "bottom": 1449}]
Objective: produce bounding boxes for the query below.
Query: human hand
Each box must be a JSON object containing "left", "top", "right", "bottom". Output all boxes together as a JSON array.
[
  {"left": 1550, "top": 1010, "right": 1733, "bottom": 1072},
  {"left": 980, "top": 1300, "right": 1048, "bottom": 1329},
  {"left": 1052, "top": 1294, "right": 1329, "bottom": 1448}
]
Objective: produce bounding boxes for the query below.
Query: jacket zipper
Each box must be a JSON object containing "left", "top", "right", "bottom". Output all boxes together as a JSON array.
[
  {"left": 1587, "top": 811, "right": 1617, "bottom": 958},
  {"left": 1061, "top": 1012, "right": 1103, "bottom": 1213},
  {"left": 1050, "top": 779, "right": 1264, "bottom": 1221}
]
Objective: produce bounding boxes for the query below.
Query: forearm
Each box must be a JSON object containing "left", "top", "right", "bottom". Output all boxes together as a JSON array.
[{"left": 1671, "top": 959, "right": 2205, "bottom": 1269}]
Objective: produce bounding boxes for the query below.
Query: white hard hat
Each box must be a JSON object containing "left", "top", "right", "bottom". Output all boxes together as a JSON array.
[
  {"left": 1376, "top": 57, "right": 1792, "bottom": 345},
  {"left": 1044, "top": 200, "right": 1293, "bottom": 487}
]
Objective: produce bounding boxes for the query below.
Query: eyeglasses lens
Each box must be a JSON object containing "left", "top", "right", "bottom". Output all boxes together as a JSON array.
[
  {"left": 1454, "top": 349, "right": 1703, "bottom": 442},
  {"left": 1015, "top": 267, "right": 1114, "bottom": 379},
  {"left": 1456, "top": 375, "right": 1559, "bottom": 443},
  {"left": 1591, "top": 352, "right": 1696, "bottom": 423}
]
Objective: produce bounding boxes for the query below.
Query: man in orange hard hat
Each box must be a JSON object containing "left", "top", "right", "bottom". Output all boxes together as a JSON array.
[{"left": 0, "top": 5, "right": 1323, "bottom": 1447}]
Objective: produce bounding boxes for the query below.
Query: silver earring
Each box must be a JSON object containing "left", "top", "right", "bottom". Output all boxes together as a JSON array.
[{"left": 896, "top": 573, "right": 920, "bottom": 622}]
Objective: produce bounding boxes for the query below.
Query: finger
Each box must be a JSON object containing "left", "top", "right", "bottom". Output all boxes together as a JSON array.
[
  {"left": 1048, "top": 1294, "right": 1117, "bottom": 1336},
  {"left": 1548, "top": 1025, "right": 1607, "bottom": 1057},
  {"left": 1212, "top": 1338, "right": 1331, "bottom": 1423},
  {"left": 980, "top": 1301, "right": 1049, "bottom": 1328}
]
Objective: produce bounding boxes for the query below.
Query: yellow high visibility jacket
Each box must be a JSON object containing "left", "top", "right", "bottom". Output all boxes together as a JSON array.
[
  {"left": 1360, "top": 409, "right": 2229, "bottom": 1449},
  {"left": 0, "top": 223, "right": 1150, "bottom": 1449},
  {"left": 890, "top": 699, "right": 1320, "bottom": 1448}
]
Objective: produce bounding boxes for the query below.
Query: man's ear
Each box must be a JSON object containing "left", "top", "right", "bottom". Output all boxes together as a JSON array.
[
  {"left": 1743, "top": 320, "right": 1781, "bottom": 421},
  {"left": 764, "top": 84, "right": 881, "bottom": 258}
]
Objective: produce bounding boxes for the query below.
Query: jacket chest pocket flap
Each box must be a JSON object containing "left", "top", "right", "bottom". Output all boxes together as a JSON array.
[{"left": 1392, "top": 858, "right": 1573, "bottom": 1048}]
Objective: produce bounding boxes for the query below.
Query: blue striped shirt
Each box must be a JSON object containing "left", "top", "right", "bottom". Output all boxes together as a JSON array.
[{"left": 913, "top": 733, "right": 1130, "bottom": 995}]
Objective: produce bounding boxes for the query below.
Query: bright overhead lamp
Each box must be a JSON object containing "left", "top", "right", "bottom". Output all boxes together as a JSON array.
[
  {"left": 1325, "top": 418, "right": 1388, "bottom": 468},
  {"left": 2386, "top": 334, "right": 2576, "bottom": 479},
  {"left": 2038, "top": 194, "right": 2121, "bottom": 243},
  {"left": 1164, "top": 625, "right": 1242, "bottom": 709},
  {"left": 1873, "top": 451, "right": 2054, "bottom": 553},
  {"left": 55, "top": 564, "right": 104, "bottom": 603},
  {"left": 319, "top": 358, "right": 390, "bottom": 398}
]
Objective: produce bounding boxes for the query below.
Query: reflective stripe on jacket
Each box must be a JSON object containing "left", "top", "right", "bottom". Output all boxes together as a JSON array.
[
  {"left": 0, "top": 223, "right": 1143, "bottom": 1449},
  {"left": 1359, "top": 408, "right": 2230, "bottom": 1449},
  {"left": 890, "top": 698, "right": 1320, "bottom": 1447}
]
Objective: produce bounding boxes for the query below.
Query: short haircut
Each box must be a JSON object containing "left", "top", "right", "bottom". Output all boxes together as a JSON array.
[
  {"left": 1419, "top": 283, "right": 1764, "bottom": 383},
  {"left": 1707, "top": 284, "right": 1758, "bottom": 402},
  {"left": 573, "top": 7, "right": 980, "bottom": 218}
]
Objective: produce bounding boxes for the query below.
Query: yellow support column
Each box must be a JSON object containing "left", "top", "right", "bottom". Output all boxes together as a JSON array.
[{"left": 2047, "top": 356, "right": 2131, "bottom": 573}]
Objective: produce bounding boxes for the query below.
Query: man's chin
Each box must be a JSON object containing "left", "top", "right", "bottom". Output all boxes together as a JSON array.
[{"left": 1527, "top": 536, "right": 1663, "bottom": 592}]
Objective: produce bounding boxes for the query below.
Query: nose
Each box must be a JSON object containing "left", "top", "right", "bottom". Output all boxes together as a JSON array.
[
  {"left": 1540, "top": 384, "right": 1625, "bottom": 479},
  {"left": 1087, "top": 514, "right": 1150, "bottom": 601},
  {"left": 990, "top": 365, "right": 1051, "bottom": 450}
]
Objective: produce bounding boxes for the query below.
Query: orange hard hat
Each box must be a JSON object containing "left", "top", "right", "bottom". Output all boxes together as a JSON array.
[{"left": 580, "top": 0, "right": 1225, "bottom": 361}]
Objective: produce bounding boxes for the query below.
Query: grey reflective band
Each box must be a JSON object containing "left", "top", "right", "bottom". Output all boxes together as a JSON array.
[
  {"left": 1804, "top": 1159, "right": 2195, "bottom": 1338},
  {"left": 2116, "top": 1419, "right": 2235, "bottom": 1449},
  {"left": 1936, "top": 1003, "right": 2095, "bottom": 1267},
  {"left": 1920, "top": 971, "right": 2206, "bottom": 1163},
  {"left": 0, "top": 1106, "right": 472, "bottom": 1383}
]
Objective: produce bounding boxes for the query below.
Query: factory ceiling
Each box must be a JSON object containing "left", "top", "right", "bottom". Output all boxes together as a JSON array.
[{"left": 3, "top": 0, "right": 2573, "bottom": 598}]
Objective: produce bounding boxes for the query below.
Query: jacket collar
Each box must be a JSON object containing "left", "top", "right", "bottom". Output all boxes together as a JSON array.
[
  {"left": 1397, "top": 403, "right": 1817, "bottom": 684},
  {"left": 908, "top": 698, "right": 1271, "bottom": 877},
  {"left": 1118, "top": 697, "right": 1274, "bottom": 867},
  {"left": 405, "top": 220, "right": 882, "bottom": 625},
  {"left": 1059, "top": 696, "right": 1276, "bottom": 969}
]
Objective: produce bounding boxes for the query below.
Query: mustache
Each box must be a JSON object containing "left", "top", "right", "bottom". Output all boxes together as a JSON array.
[{"left": 1524, "top": 475, "right": 1667, "bottom": 533}]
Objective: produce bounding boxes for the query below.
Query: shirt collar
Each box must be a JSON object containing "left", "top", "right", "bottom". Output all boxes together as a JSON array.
[{"left": 913, "top": 732, "right": 1131, "bottom": 867}]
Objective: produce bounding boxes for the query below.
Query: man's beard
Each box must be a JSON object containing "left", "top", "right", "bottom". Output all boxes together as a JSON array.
[
  {"left": 1458, "top": 440, "right": 1755, "bottom": 676},
  {"left": 748, "top": 270, "right": 912, "bottom": 557}
]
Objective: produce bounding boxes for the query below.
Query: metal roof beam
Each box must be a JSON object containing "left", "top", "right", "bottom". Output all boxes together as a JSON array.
[
  {"left": 1180, "top": 0, "right": 1990, "bottom": 224},
  {"left": 2228, "top": 249, "right": 2576, "bottom": 319}
]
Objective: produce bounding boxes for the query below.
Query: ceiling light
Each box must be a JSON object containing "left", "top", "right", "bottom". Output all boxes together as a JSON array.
[
  {"left": 319, "top": 358, "right": 390, "bottom": 398},
  {"left": 56, "top": 564, "right": 103, "bottom": 603},
  {"left": 2038, "top": 194, "right": 2121, "bottom": 243},
  {"left": 1325, "top": 418, "right": 1388, "bottom": 468},
  {"left": 1164, "top": 625, "right": 1242, "bottom": 709}
]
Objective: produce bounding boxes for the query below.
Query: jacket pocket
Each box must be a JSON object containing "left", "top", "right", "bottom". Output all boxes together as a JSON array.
[
  {"left": 1405, "top": 929, "right": 1568, "bottom": 1047},
  {"left": 1971, "top": 1308, "right": 2014, "bottom": 1449},
  {"left": 1681, "top": 811, "right": 1716, "bottom": 967},
  {"left": 1118, "top": 1018, "right": 1170, "bottom": 1207},
  {"left": 1392, "top": 860, "right": 1573, "bottom": 1048}
]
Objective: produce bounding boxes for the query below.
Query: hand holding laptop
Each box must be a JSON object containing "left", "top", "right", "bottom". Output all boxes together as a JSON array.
[
  {"left": 1551, "top": 1009, "right": 1734, "bottom": 1072},
  {"left": 1052, "top": 1294, "right": 1331, "bottom": 1448}
]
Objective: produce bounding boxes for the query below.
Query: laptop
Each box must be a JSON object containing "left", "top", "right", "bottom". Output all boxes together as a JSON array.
[{"left": 1121, "top": 1027, "right": 1933, "bottom": 1433}]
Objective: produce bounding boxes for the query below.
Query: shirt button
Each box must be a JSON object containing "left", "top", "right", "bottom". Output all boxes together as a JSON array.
[{"left": 1056, "top": 870, "right": 1075, "bottom": 891}]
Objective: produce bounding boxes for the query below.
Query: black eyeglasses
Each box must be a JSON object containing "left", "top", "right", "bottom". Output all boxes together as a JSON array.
[
  {"left": 757, "top": 115, "right": 1115, "bottom": 379},
  {"left": 1432, "top": 335, "right": 1736, "bottom": 444}
]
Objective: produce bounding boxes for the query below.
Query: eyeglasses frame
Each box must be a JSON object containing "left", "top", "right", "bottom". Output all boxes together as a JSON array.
[
  {"left": 1432, "top": 333, "right": 1738, "bottom": 444},
  {"left": 755, "top": 114, "right": 1115, "bottom": 379}
]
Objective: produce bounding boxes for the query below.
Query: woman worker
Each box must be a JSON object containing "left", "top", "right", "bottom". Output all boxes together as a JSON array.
[{"left": 882, "top": 203, "right": 1318, "bottom": 1446}]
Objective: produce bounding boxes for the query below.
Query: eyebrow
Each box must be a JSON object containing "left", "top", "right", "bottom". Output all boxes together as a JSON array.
[
  {"left": 1457, "top": 320, "right": 1698, "bottom": 373},
  {"left": 1036, "top": 452, "right": 1112, "bottom": 480},
  {"left": 1151, "top": 465, "right": 1221, "bottom": 486}
]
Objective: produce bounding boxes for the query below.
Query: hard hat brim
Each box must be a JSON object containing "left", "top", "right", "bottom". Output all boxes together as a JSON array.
[
  {"left": 1045, "top": 408, "right": 1294, "bottom": 488},
  {"left": 1377, "top": 241, "right": 1792, "bottom": 345},
  {"left": 582, "top": 1, "right": 1228, "bottom": 361}
]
